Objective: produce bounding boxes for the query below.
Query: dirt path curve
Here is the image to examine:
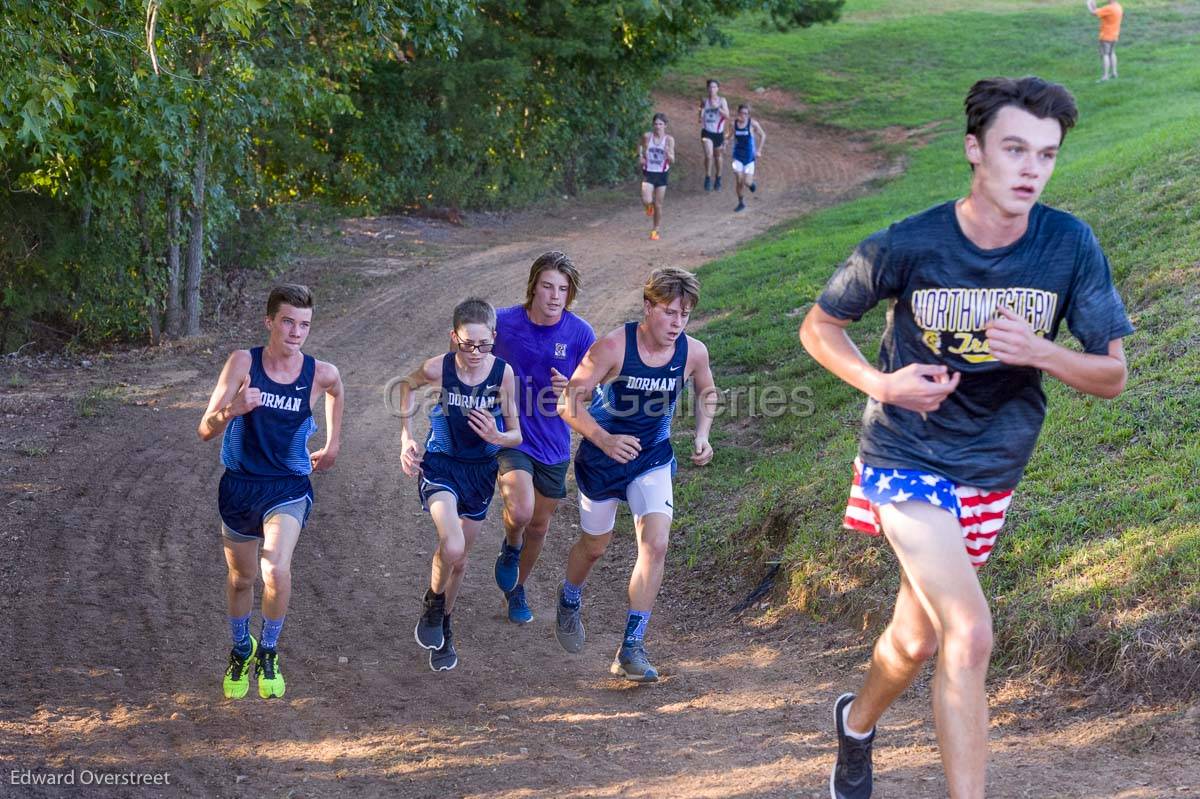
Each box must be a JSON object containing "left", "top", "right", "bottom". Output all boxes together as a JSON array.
[{"left": 2, "top": 92, "right": 1196, "bottom": 799}]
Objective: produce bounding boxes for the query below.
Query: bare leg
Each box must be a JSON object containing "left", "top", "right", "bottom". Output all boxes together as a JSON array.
[
  {"left": 223, "top": 535, "right": 259, "bottom": 618},
  {"left": 500, "top": 469, "right": 534, "bottom": 550},
  {"left": 653, "top": 185, "right": 666, "bottom": 231},
  {"left": 260, "top": 514, "right": 301, "bottom": 620},
  {"left": 428, "top": 493, "right": 465, "bottom": 599},
  {"left": 443, "top": 517, "right": 482, "bottom": 615},
  {"left": 846, "top": 573, "right": 940, "bottom": 733},
  {"left": 1111, "top": 49, "right": 1118, "bottom": 78},
  {"left": 713, "top": 146, "right": 723, "bottom": 180},
  {"left": 702, "top": 137, "right": 715, "bottom": 179},
  {"left": 565, "top": 531, "right": 611, "bottom": 587},
  {"left": 519, "top": 492, "right": 559, "bottom": 586},
  {"left": 877, "top": 501, "right": 993, "bottom": 799},
  {"left": 627, "top": 512, "right": 670, "bottom": 612}
]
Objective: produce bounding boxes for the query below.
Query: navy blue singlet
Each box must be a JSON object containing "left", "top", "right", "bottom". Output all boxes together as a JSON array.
[
  {"left": 732, "top": 118, "right": 756, "bottom": 164},
  {"left": 424, "top": 353, "right": 507, "bottom": 464},
  {"left": 574, "top": 322, "right": 688, "bottom": 501},
  {"left": 221, "top": 347, "right": 317, "bottom": 477}
]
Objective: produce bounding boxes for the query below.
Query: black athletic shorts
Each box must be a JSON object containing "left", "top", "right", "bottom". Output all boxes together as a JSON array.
[
  {"left": 642, "top": 169, "right": 668, "bottom": 188},
  {"left": 701, "top": 128, "right": 725, "bottom": 148},
  {"left": 497, "top": 448, "right": 569, "bottom": 500}
]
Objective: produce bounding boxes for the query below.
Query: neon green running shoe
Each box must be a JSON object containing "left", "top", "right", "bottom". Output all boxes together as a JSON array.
[
  {"left": 256, "top": 646, "right": 286, "bottom": 699},
  {"left": 222, "top": 636, "right": 258, "bottom": 700}
]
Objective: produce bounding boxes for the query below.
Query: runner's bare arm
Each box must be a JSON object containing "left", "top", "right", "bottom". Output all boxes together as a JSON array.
[
  {"left": 1087, "top": 0, "right": 1099, "bottom": 15},
  {"left": 467, "top": 363, "right": 522, "bottom": 449},
  {"left": 753, "top": 119, "right": 766, "bottom": 154},
  {"left": 666, "top": 135, "right": 676, "bottom": 165},
  {"left": 197, "top": 350, "right": 254, "bottom": 441},
  {"left": 558, "top": 331, "right": 641, "bottom": 464},
  {"left": 985, "top": 306, "right": 1127, "bottom": 398},
  {"left": 686, "top": 337, "right": 717, "bottom": 466},
  {"left": 800, "top": 304, "right": 960, "bottom": 414},
  {"left": 399, "top": 356, "right": 443, "bottom": 477},
  {"left": 638, "top": 132, "right": 649, "bottom": 169},
  {"left": 309, "top": 361, "right": 344, "bottom": 471}
]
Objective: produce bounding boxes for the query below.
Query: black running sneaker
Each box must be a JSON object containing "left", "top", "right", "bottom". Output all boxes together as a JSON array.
[
  {"left": 414, "top": 589, "right": 445, "bottom": 650},
  {"left": 430, "top": 628, "right": 458, "bottom": 671},
  {"left": 831, "top": 692, "right": 874, "bottom": 799}
]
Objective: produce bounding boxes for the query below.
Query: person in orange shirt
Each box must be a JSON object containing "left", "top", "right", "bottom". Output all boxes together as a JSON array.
[{"left": 1087, "top": 0, "right": 1124, "bottom": 81}]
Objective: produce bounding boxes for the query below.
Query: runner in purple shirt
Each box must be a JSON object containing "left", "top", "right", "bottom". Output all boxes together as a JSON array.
[{"left": 492, "top": 252, "right": 596, "bottom": 623}]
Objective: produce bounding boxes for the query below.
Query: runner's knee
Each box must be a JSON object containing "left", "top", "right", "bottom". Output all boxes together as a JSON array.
[
  {"left": 941, "top": 618, "right": 993, "bottom": 671},
  {"left": 887, "top": 622, "right": 939, "bottom": 664},
  {"left": 260, "top": 557, "right": 291, "bottom": 590},
  {"left": 578, "top": 534, "right": 610, "bottom": 562},
  {"left": 505, "top": 501, "right": 533, "bottom": 531},
  {"left": 524, "top": 519, "right": 550, "bottom": 542},
  {"left": 227, "top": 569, "right": 255, "bottom": 593},
  {"left": 638, "top": 528, "right": 669, "bottom": 562},
  {"left": 438, "top": 538, "right": 467, "bottom": 567}
]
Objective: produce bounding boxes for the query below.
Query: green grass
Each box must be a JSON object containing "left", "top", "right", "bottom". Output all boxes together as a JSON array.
[
  {"left": 670, "top": 0, "right": 1200, "bottom": 694},
  {"left": 75, "top": 385, "right": 122, "bottom": 418}
]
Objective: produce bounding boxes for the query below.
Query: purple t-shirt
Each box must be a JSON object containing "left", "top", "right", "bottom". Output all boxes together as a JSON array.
[{"left": 494, "top": 305, "right": 596, "bottom": 465}]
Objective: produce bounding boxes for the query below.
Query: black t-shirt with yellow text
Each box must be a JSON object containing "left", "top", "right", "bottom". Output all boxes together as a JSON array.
[{"left": 817, "top": 200, "right": 1134, "bottom": 490}]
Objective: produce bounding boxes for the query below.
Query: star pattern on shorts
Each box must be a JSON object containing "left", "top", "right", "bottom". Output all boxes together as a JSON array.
[{"left": 858, "top": 462, "right": 960, "bottom": 517}]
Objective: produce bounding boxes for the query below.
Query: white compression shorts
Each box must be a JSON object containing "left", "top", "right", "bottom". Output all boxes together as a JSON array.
[
  {"left": 731, "top": 159, "right": 756, "bottom": 176},
  {"left": 578, "top": 463, "right": 674, "bottom": 535}
]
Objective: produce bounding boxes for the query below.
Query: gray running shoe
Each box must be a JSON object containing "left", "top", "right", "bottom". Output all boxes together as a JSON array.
[
  {"left": 414, "top": 590, "right": 445, "bottom": 650},
  {"left": 611, "top": 643, "right": 659, "bottom": 682},
  {"left": 429, "top": 628, "right": 458, "bottom": 672},
  {"left": 554, "top": 584, "right": 586, "bottom": 654}
]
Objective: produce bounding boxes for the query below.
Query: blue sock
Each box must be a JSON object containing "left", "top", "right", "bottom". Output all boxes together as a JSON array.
[
  {"left": 561, "top": 580, "right": 584, "bottom": 608},
  {"left": 230, "top": 613, "right": 252, "bottom": 656},
  {"left": 261, "top": 616, "right": 285, "bottom": 650},
  {"left": 623, "top": 610, "right": 651, "bottom": 648}
]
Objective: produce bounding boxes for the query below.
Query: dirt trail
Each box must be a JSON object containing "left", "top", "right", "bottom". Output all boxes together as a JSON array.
[{"left": 2, "top": 92, "right": 1196, "bottom": 799}]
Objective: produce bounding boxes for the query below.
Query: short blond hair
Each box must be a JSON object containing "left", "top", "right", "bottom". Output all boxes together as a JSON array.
[
  {"left": 524, "top": 251, "right": 581, "bottom": 310},
  {"left": 643, "top": 267, "right": 700, "bottom": 311}
]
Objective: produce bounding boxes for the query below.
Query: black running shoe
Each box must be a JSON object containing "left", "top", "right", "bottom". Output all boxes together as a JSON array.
[
  {"left": 831, "top": 692, "right": 874, "bottom": 799},
  {"left": 430, "top": 628, "right": 458, "bottom": 671},
  {"left": 414, "top": 589, "right": 445, "bottom": 650}
]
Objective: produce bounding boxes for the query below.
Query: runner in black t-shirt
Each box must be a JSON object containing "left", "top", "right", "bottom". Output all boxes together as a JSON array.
[{"left": 801, "top": 76, "right": 1133, "bottom": 799}]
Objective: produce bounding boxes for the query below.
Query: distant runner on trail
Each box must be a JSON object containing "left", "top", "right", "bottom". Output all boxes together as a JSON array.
[
  {"left": 801, "top": 76, "right": 1132, "bottom": 798},
  {"left": 639, "top": 112, "right": 676, "bottom": 242},
  {"left": 398, "top": 299, "right": 522, "bottom": 672},
  {"left": 492, "top": 252, "right": 596, "bottom": 625},
  {"left": 1088, "top": 0, "right": 1124, "bottom": 81},
  {"left": 554, "top": 267, "right": 718, "bottom": 683},
  {"left": 730, "top": 103, "right": 766, "bottom": 213},
  {"left": 699, "top": 78, "right": 730, "bottom": 192},
  {"left": 198, "top": 284, "right": 345, "bottom": 700}
]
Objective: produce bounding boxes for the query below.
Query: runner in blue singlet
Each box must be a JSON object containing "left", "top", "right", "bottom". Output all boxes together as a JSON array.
[
  {"left": 554, "top": 267, "right": 719, "bottom": 683},
  {"left": 397, "top": 298, "right": 522, "bottom": 672},
  {"left": 199, "top": 284, "right": 345, "bottom": 700},
  {"left": 731, "top": 104, "right": 767, "bottom": 213}
]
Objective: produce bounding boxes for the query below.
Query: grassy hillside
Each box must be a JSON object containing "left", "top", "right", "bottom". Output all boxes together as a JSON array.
[{"left": 670, "top": 0, "right": 1200, "bottom": 694}]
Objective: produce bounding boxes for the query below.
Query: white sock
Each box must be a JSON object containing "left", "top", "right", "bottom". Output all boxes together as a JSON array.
[{"left": 842, "top": 701, "right": 873, "bottom": 740}]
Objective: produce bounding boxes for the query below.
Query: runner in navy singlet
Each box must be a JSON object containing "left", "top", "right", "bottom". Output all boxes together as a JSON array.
[
  {"left": 639, "top": 112, "right": 676, "bottom": 242},
  {"left": 397, "top": 299, "right": 522, "bottom": 672},
  {"left": 554, "top": 267, "right": 718, "bottom": 682},
  {"left": 730, "top": 104, "right": 766, "bottom": 213},
  {"left": 199, "top": 284, "right": 345, "bottom": 700}
]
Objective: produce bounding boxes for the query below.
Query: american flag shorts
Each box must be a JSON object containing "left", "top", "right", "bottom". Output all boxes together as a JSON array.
[{"left": 843, "top": 458, "right": 1014, "bottom": 568}]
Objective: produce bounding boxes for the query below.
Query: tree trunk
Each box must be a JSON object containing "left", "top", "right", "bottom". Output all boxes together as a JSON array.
[
  {"left": 134, "top": 188, "right": 161, "bottom": 344},
  {"left": 183, "top": 115, "right": 208, "bottom": 337},
  {"left": 165, "top": 184, "right": 182, "bottom": 337}
]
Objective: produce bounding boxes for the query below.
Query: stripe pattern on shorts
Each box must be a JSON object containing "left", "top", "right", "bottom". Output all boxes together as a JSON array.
[{"left": 843, "top": 458, "right": 1014, "bottom": 568}]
